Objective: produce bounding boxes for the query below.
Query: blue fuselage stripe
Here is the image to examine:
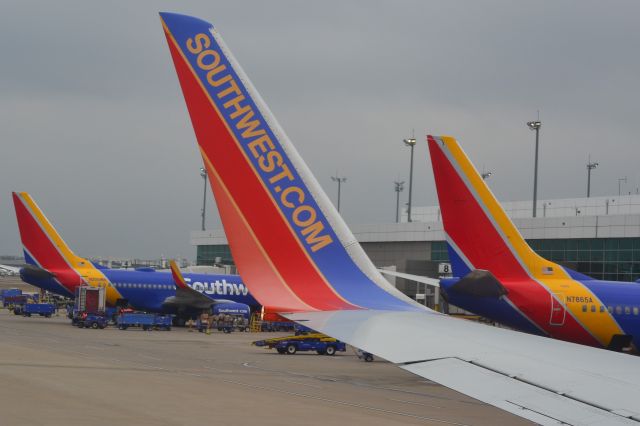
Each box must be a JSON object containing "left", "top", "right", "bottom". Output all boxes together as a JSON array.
[{"left": 21, "top": 269, "right": 259, "bottom": 313}]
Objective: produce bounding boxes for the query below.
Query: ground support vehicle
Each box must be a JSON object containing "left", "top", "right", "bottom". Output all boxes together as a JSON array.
[
  {"left": 214, "top": 316, "right": 249, "bottom": 333},
  {"left": 260, "top": 321, "right": 295, "bottom": 332},
  {"left": 0, "top": 289, "right": 22, "bottom": 307},
  {"left": 75, "top": 286, "right": 105, "bottom": 312},
  {"left": 253, "top": 333, "right": 347, "bottom": 355},
  {"left": 6, "top": 296, "right": 28, "bottom": 313},
  {"left": 75, "top": 312, "right": 108, "bottom": 329},
  {"left": 21, "top": 303, "right": 56, "bottom": 317},
  {"left": 117, "top": 313, "right": 172, "bottom": 330},
  {"left": 294, "top": 324, "right": 314, "bottom": 335},
  {"left": 354, "top": 348, "right": 375, "bottom": 362},
  {"left": 117, "top": 313, "right": 154, "bottom": 330},
  {"left": 153, "top": 315, "right": 173, "bottom": 330},
  {"left": 71, "top": 286, "right": 108, "bottom": 328}
]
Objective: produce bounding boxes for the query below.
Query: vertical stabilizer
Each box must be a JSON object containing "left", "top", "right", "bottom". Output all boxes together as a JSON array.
[
  {"left": 160, "top": 13, "right": 421, "bottom": 312},
  {"left": 427, "top": 136, "right": 558, "bottom": 281},
  {"left": 13, "top": 192, "right": 116, "bottom": 299}
]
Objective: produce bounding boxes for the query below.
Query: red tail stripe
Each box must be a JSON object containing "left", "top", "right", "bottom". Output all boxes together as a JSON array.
[
  {"left": 428, "top": 139, "right": 600, "bottom": 346},
  {"left": 12, "top": 193, "right": 81, "bottom": 291},
  {"left": 165, "top": 31, "right": 355, "bottom": 311}
]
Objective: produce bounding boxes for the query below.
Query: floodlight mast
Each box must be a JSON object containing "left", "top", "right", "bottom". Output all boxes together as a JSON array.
[
  {"left": 527, "top": 120, "right": 542, "bottom": 217},
  {"left": 200, "top": 167, "right": 207, "bottom": 231},
  {"left": 403, "top": 136, "right": 417, "bottom": 222},
  {"left": 586, "top": 156, "right": 599, "bottom": 198},
  {"left": 331, "top": 174, "right": 347, "bottom": 212},
  {"left": 394, "top": 180, "right": 405, "bottom": 223}
]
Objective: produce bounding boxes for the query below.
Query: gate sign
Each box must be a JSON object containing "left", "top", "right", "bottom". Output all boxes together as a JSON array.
[{"left": 438, "top": 263, "right": 452, "bottom": 275}]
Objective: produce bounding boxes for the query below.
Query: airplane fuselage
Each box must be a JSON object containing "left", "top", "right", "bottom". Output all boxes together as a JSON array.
[
  {"left": 441, "top": 274, "right": 640, "bottom": 350},
  {"left": 20, "top": 267, "right": 259, "bottom": 313}
]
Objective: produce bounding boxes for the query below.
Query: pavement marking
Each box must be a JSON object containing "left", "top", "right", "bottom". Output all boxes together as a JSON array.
[
  {"left": 203, "top": 366, "right": 233, "bottom": 374},
  {"left": 284, "top": 379, "right": 323, "bottom": 389},
  {"left": 389, "top": 398, "right": 445, "bottom": 409},
  {"left": 138, "top": 353, "right": 162, "bottom": 361},
  {"left": 243, "top": 361, "right": 482, "bottom": 406},
  {"left": 84, "top": 345, "right": 105, "bottom": 351},
  {"left": 214, "top": 377, "right": 473, "bottom": 426}
]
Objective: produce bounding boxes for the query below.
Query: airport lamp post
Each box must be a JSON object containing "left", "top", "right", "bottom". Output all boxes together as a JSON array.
[
  {"left": 618, "top": 176, "right": 627, "bottom": 196},
  {"left": 403, "top": 137, "right": 417, "bottom": 222},
  {"left": 482, "top": 172, "right": 492, "bottom": 180},
  {"left": 527, "top": 120, "right": 542, "bottom": 217},
  {"left": 331, "top": 174, "right": 347, "bottom": 212},
  {"left": 394, "top": 180, "right": 405, "bottom": 223},
  {"left": 586, "top": 156, "right": 598, "bottom": 198},
  {"left": 200, "top": 167, "right": 207, "bottom": 231}
]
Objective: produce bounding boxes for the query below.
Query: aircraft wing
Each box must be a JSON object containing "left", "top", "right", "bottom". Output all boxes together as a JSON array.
[
  {"left": 163, "top": 260, "right": 232, "bottom": 309},
  {"left": 286, "top": 309, "right": 640, "bottom": 425},
  {"left": 159, "top": 13, "right": 640, "bottom": 425},
  {"left": 378, "top": 269, "right": 440, "bottom": 287}
]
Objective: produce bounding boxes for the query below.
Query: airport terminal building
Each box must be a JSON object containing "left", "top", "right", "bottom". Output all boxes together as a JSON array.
[{"left": 192, "top": 194, "right": 640, "bottom": 307}]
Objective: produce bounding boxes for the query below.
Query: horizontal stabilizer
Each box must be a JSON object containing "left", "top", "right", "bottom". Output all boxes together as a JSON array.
[
  {"left": 20, "top": 264, "right": 56, "bottom": 280},
  {"left": 449, "top": 269, "right": 507, "bottom": 298},
  {"left": 378, "top": 269, "right": 440, "bottom": 288}
]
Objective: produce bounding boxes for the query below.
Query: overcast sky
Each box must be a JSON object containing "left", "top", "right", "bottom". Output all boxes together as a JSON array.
[{"left": 1, "top": 0, "right": 639, "bottom": 260}]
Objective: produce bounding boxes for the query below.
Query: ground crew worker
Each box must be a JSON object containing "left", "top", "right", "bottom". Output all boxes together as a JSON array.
[
  {"left": 200, "top": 310, "right": 210, "bottom": 334},
  {"left": 207, "top": 313, "right": 214, "bottom": 333},
  {"left": 242, "top": 316, "right": 249, "bottom": 331}
]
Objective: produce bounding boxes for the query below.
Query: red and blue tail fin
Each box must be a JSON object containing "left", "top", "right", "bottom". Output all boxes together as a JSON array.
[
  {"left": 427, "top": 136, "right": 560, "bottom": 281},
  {"left": 160, "top": 13, "right": 421, "bottom": 312},
  {"left": 428, "top": 137, "right": 627, "bottom": 346},
  {"left": 13, "top": 192, "right": 86, "bottom": 292},
  {"left": 12, "top": 192, "right": 118, "bottom": 301}
]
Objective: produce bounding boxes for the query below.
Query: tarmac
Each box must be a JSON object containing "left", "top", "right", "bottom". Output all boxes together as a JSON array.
[{"left": 0, "top": 289, "right": 530, "bottom": 425}]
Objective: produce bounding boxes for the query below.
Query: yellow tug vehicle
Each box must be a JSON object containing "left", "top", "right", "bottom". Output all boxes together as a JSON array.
[{"left": 252, "top": 333, "right": 347, "bottom": 355}]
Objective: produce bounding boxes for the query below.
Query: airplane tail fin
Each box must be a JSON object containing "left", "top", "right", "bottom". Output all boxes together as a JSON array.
[
  {"left": 12, "top": 192, "right": 89, "bottom": 290},
  {"left": 160, "top": 13, "right": 420, "bottom": 313},
  {"left": 427, "top": 136, "right": 561, "bottom": 281}
]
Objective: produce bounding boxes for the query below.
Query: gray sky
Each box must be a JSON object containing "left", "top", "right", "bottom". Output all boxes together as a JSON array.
[{"left": 1, "top": 0, "right": 639, "bottom": 260}]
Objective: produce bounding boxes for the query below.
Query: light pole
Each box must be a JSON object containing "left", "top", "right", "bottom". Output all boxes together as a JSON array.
[
  {"left": 527, "top": 120, "right": 542, "bottom": 217},
  {"left": 618, "top": 176, "right": 627, "bottom": 196},
  {"left": 200, "top": 167, "right": 207, "bottom": 231},
  {"left": 586, "top": 156, "right": 598, "bottom": 198},
  {"left": 331, "top": 174, "right": 347, "bottom": 212},
  {"left": 394, "top": 181, "right": 405, "bottom": 223},
  {"left": 481, "top": 171, "right": 492, "bottom": 180},
  {"left": 403, "top": 137, "right": 417, "bottom": 222}
]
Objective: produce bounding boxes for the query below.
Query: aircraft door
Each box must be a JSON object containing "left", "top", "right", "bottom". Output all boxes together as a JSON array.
[{"left": 549, "top": 293, "right": 566, "bottom": 326}]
